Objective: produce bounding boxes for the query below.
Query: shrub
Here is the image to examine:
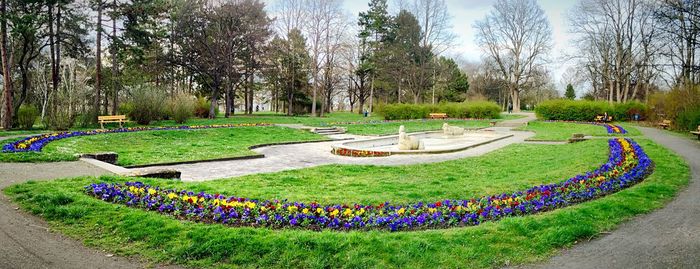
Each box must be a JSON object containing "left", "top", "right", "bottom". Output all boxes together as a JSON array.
[
  {"left": 44, "top": 91, "right": 77, "bottom": 131},
  {"left": 612, "top": 101, "right": 649, "bottom": 121},
  {"left": 127, "top": 86, "right": 165, "bottom": 125},
  {"left": 17, "top": 105, "right": 39, "bottom": 129},
  {"left": 535, "top": 100, "right": 649, "bottom": 121},
  {"left": 377, "top": 102, "right": 500, "bottom": 120},
  {"left": 44, "top": 109, "right": 75, "bottom": 131},
  {"left": 194, "top": 96, "right": 218, "bottom": 118},
  {"left": 676, "top": 107, "right": 700, "bottom": 131},
  {"left": 168, "top": 93, "right": 196, "bottom": 124},
  {"left": 118, "top": 102, "right": 134, "bottom": 116}
]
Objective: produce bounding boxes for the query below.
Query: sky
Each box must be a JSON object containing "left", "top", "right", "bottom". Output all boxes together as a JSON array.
[{"left": 265, "top": 0, "right": 581, "bottom": 93}]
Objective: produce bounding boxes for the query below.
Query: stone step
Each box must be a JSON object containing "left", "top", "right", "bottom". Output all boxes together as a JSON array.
[{"left": 313, "top": 127, "right": 346, "bottom": 135}]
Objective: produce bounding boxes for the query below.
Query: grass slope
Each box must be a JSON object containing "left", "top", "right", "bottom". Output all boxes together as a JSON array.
[
  {"left": 1, "top": 127, "right": 325, "bottom": 166},
  {"left": 519, "top": 121, "right": 641, "bottom": 141},
  {"left": 3, "top": 139, "right": 689, "bottom": 268},
  {"left": 340, "top": 119, "right": 491, "bottom": 136}
]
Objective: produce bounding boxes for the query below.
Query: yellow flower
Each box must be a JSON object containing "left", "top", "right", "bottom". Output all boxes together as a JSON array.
[
  {"left": 330, "top": 209, "right": 339, "bottom": 217},
  {"left": 246, "top": 202, "right": 256, "bottom": 209},
  {"left": 167, "top": 193, "right": 178, "bottom": 200},
  {"left": 428, "top": 208, "right": 437, "bottom": 214},
  {"left": 148, "top": 188, "right": 157, "bottom": 195},
  {"left": 287, "top": 205, "right": 298, "bottom": 212},
  {"left": 343, "top": 208, "right": 353, "bottom": 217},
  {"left": 302, "top": 208, "right": 309, "bottom": 214},
  {"left": 397, "top": 208, "right": 406, "bottom": 215},
  {"left": 316, "top": 208, "right": 323, "bottom": 214},
  {"left": 182, "top": 194, "right": 190, "bottom": 202}
]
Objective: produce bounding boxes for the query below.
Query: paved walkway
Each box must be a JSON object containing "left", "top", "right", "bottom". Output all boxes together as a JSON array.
[
  {"left": 134, "top": 113, "right": 537, "bottom": 181},
  {"left": 0, "top": 162, "right": 180, "bottom": 269},
  {"left": 527, "top": 127, "right": 700, "bottom": 269}
]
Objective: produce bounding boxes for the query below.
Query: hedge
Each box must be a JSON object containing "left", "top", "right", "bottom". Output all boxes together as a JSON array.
[
  {"left": 377, "top": 102, "right": 501, "bottom": 120},
  {"left": 535, "top": 100, "right": 649, "bottom": 121}
]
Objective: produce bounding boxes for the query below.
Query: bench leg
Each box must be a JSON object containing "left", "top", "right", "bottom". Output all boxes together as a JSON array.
[
  {"left": 100, "top": 122, "right": 104, "bottom": 129},
  {"left": 119, "top": 121, "right": 123, "bottom": 128}
]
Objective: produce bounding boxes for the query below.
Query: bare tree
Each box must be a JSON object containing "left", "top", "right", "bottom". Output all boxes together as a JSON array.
[
  {"left": 655, "top": 0, "right": 700, "bottom": 85},
  {"left": 272, "top": 0, "right": 306, "bottom": 37},
  {"left": 474, "top": 0, "right": 552, "bottom": 112},
  {"left": 569, "top": 0, "right": 662, "bottom": 103},
  {"left": 395, "top": 0, "right": 455, "bottom": 55}
]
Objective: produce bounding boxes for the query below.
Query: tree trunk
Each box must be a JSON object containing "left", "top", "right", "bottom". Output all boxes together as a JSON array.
[
  {"left": 111, "top": 0, "right": 119, "bottom": 115},
  {"left": 225, "top": 82, "right": 231, "bottom": 118},
  {"left": 208, "top": 80, "right": 220, "bottom": 119},
  {"left": 48, "top": 4, "right": 57, "bottom": 94},
  {"left": 0, "top": 0, "right": 12, "bottom": 129},
  {"left": 55, "top": 5, "right": 62, "bottom": 88},
  {"left": 368, "top": 77, "right": 374, "bottom": 113},
  {"left": 511, "top": 87, "right": 521, "bottom": 113},
  {"left": 94, "top": 2, "right": 103, "bottom": 119},
  {"left": 247, "top": 74, "right": 253, "bottom": 114}
]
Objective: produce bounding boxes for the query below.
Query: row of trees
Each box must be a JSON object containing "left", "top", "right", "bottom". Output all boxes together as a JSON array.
[
  {"left": 568, "top": 0, "right": 700, "bottom": 103},
  {"left": 0, "top": 0, "right": 474, "bottom": 129}
]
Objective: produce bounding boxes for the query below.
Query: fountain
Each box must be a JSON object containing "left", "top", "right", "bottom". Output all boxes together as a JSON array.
[{"left": 331, "top": 124, "right": 513, "bottom": 157}]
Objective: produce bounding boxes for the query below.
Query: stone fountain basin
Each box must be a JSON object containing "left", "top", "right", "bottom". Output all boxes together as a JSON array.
[{"left": 332, "top": 131, "right": 513, "bottom": 155}]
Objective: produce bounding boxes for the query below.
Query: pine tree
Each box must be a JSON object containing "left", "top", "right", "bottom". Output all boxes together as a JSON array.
[{"left": 565, "top": 83, "right": 576, "bottom": 100}]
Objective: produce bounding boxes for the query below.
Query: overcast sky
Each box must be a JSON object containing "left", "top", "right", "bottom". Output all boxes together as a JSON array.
[{"left": 264, "top": 0, "right": 580, "bottom": 92}]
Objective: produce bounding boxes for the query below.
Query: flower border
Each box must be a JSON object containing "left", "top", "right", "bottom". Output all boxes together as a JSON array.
[
  {"left": 2, "top": 123, "right": 271, "bottom": 153},
  {"left": 86, "top": 138, "right": 652, "bottom": 232}
]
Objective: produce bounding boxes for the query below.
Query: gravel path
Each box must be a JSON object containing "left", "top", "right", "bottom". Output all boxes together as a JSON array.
[
  {"left": 527, "top": 127, "right": 700, "bottom": 269},
  {"left": 0, "top": 162, "right": 181, "bottom": 269}
]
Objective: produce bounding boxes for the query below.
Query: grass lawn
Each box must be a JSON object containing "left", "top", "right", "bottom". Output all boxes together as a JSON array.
[
  {"left": 0, "top": 111, "right": 509, "bottom": 137},
  {"left": 338, "top": 119, "right": 491, "bottom": 136},
  {"left": 3, "top": 138, "right": 689, "bottom": 268},
  {"left": 0, "top": 126, "right": 325, "bottom": 166},
  {"left": 518, "top": 121, "right": 642, "bottom": 140}
]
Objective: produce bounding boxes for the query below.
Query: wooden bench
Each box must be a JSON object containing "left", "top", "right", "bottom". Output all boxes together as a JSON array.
[
  {"left": 98, "top": 115, "right": 129, "bottom": 129},
  {"left": 595, "top": 115, "right": 613, "bottom": 122},
  {"left": 690, "top": 125, "right": 700, "bottom": 140},
  {"left": 429, "top": 113, "right": 448, "bottom": 119},
  {"left": 658, "top": 119, "right": 671, "bottom": 129}
]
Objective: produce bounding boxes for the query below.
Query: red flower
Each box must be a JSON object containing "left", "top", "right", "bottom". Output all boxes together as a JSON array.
[{"left": 435, "top": 201, "right": 442, "bottom": 207}]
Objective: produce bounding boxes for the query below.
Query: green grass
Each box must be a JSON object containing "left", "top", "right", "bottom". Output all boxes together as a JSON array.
[
  {"left": 3, "top": 139, "right": 689, "bottom": 268},
  {"left": 339, "top": 119, "right": 491, "bottom": 136},
  {"left": 0, "top": 111, "right": 506, "bottom": 137},
  {"left": 518, "top": 121, "right": 642, "bottom": 140},
  {"left": 0, "top": 127, "right": 325, "bottom": 166}
]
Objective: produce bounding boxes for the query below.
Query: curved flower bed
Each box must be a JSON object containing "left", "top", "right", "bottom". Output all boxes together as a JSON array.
[
  {"left": 85, "top": 138, "right": 652, "bottom": 231},
  {"left": 2, "top": 123, "right": 271, "bottom": 153},
  {"left": 604, "top": 124, "right": 627, "bottom": 134}
]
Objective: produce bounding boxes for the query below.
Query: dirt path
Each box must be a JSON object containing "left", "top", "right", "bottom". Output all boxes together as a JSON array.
[
  {"left": 0, "top": 162, "right": 181, "bottom": 269},
  {"left": 528, "top": 127, "right": 700, "bottom": 269}
]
